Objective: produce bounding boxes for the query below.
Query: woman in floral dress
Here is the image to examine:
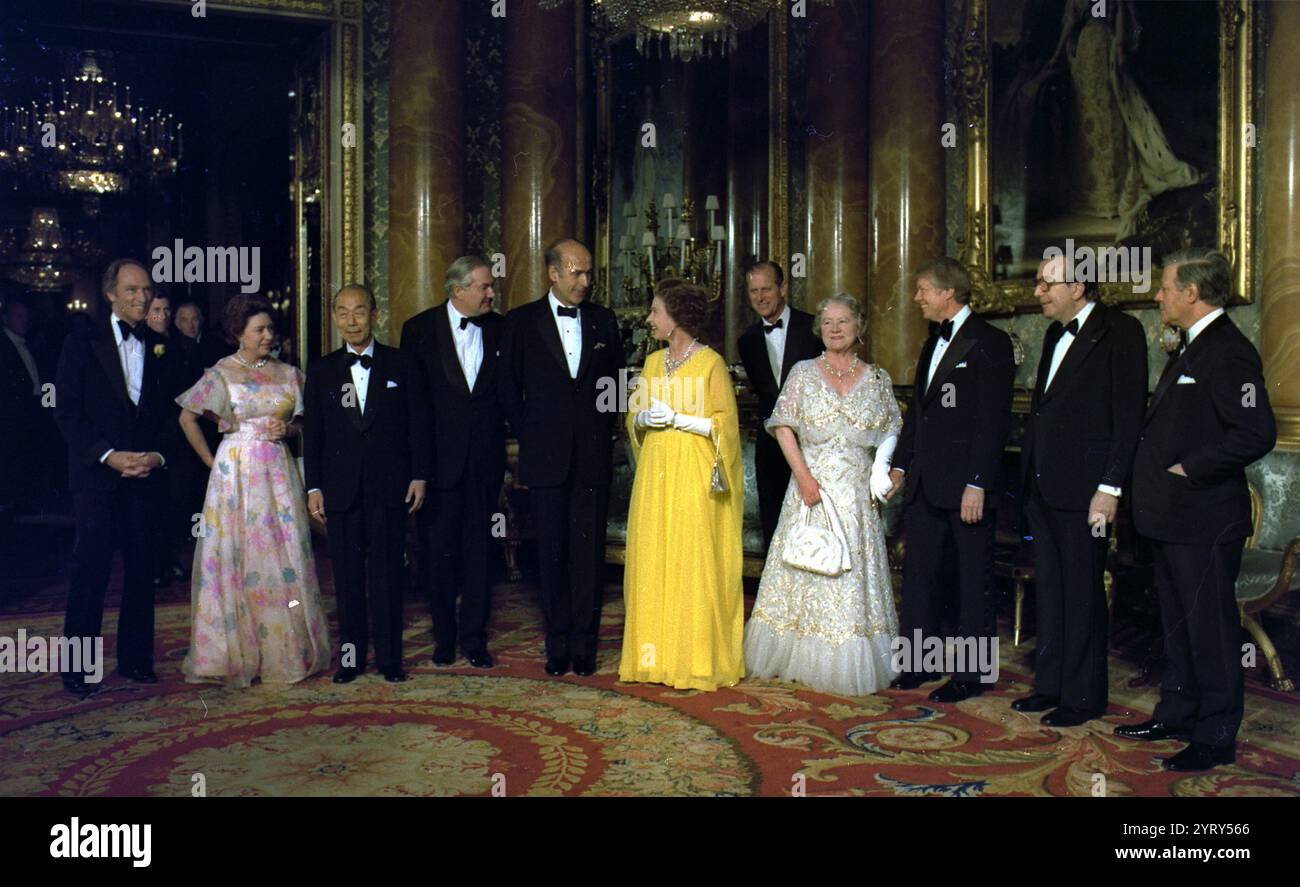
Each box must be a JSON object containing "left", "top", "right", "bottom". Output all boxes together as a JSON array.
[{"left": 176, "top": 295, "right": 330, "bottom": 687}]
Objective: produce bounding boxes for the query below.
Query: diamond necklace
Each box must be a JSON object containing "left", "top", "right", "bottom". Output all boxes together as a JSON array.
[
  {"left": 820, "top": 353, "right": 859, "bottom": 379},
  {"left": 232, "top": 351, "right": 269, "bottom": 369},
  {"left": 663, "top": 339, "right": 699, "bottom": 377}
]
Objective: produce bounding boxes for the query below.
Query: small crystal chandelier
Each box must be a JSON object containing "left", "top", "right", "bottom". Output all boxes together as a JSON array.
[
  {"left": 0, "top": 52, "right": 181, "bottom": 196},
  {"left": 548, "top": 0, "right": 775, "bottom": 61},
  {"left": 6, "top": 209, "right": 74, "bottom": 291}
]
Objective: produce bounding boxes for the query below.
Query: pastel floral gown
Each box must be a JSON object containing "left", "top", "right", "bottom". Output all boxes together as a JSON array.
[{"left": 176, "top": 356, "right": 330, "bottom": 687}]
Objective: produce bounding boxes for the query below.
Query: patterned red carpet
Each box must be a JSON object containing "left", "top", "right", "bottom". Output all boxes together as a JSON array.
[{"left": 2, "top": 577, "right": 1298, "bottom": 796}]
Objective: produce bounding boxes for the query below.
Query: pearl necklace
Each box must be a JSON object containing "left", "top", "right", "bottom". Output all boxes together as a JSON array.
[
  {"left": 664, "top": 339, "right": 700, "bottom": 377},
  {"left": 820, "top": 353, "right": 859, "bottom": 379},
  {"left": 233, "top": 351, "right": 269, "bottom": 369}
]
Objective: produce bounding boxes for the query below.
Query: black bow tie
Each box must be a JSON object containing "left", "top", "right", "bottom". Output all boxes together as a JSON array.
[
  {"left": 117, "top": 319, "right": 139, "bottom": 342},
  {"left": 346, "top": 352, "right": 373, "bottom": 370},
  {"left": 1062, "top": 318, "right": 1080, "bottom": 337},
  {"left": 556, "top": 305, "right": 579, "bottom": 319},
  {"left": 935, "top": 319, "right": 954, "bottom": 342},
  {"left": 764, "top": 319, "right": 784, "bottom": 334},
  {"left": 459, "top": 315, "right": 485, "bottom": 330}
]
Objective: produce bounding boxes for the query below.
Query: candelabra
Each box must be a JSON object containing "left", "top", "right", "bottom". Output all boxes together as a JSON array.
[{"left": 617, "top": 192, "right": 725, "bottom": 304}]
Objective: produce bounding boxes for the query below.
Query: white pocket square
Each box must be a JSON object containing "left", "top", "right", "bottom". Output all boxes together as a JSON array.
[
  {"left": 955, "top": 361, "right": 968, "bottom": 369},
  {"left": 386, "top": 380, "right": 399, "bottom": 388},
  {"left": 1176, "top": 375, "right": 1196, "bottom": 385}
]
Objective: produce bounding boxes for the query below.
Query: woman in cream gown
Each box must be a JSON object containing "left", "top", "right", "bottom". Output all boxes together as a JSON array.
[
  {"left": 618, "top": 280, "right": 745, "bottom": 691},
  {"left": 744, "top": 294, "right": 902, "bottom": 696}
]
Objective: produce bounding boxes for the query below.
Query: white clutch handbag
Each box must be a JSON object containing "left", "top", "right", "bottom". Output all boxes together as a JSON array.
[{"left": 781, "top": 491, "right": 852, "bottom": 577}]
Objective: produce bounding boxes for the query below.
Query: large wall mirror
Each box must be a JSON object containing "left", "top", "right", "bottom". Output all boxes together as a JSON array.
[{"left": 592, "top": 10, "right": 789, "bottom": 364}]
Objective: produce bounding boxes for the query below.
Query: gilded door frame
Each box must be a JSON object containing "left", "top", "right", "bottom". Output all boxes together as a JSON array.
[{"left": 149, "top": 0, "right": 364, "bottom": 361}]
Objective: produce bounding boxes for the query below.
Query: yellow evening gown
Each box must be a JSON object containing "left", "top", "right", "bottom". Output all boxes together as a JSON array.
[{"left": 618, "top": 345, "right": 745, "bottom": 691}]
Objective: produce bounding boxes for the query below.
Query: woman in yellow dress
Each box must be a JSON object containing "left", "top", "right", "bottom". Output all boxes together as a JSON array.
[{"left": 618, "top": 279, "right": 745, "bottom": 691}]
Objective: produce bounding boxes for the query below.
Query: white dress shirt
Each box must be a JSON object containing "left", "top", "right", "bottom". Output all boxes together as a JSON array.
[
  {"left": 101, "top": 314, "right": 161, "bottom": 466},
  {"left": 548, "top": 291, "right": 581, "bottom": 378},
  {"left": 4, "top": 327, "right": 40, "bottom": 395},
  {"left": 1186, "top": 307, "right": 1225, "bottom": 345},
  {"left": 925, "top": 304, "right": 972, "bottom": 391},
  {"left": 1043, "top": 299, "right": 1096, "bottom": 391},
  {"left": 112, "top": 312, "right": 145, "bottom": 405},
  {"left": 347, "top": 339, "right": 375, "bottom": 414},
  {"left": 763, "top": 303, "right": 791, "bottom": 385},
  {"left": 447, "top": 300, "right": 484, "bottom": 391}
]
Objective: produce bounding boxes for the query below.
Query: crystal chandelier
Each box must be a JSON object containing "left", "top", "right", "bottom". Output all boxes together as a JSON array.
[
  {"left": 552, "top": 0, "right": 776, "bottom": 61},
  {"left": 0, "top": 52, "right": 180, "bottom": 196}
]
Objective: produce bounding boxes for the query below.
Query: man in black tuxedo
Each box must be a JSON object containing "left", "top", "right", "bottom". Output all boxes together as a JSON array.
[
  {"left": 499, "top": 238, "right": 624, "bottom": 677},
  {"left": 737, "top": 260, "right": 824, "bottom": 549},
  {"left": 402, "top": 256, "right": 506, "bottom": 669},
  {"left": 886, "top": 257, "right": 1015, "bottom": 701},
  {"left": 166, "top": 300, "right": 225, "bottom": 553},
  {"left": 53, "top": 259, "right": 175, "bottom": 696},
  {"left": 1116, "top": 249, "right": 1275, "bottom": 771},
  {"left": 1011, "top": 253, "right": 1147, "bottom": 726},
  {"left": 304, "top": 283, "right": 430, "bottom": 683}
]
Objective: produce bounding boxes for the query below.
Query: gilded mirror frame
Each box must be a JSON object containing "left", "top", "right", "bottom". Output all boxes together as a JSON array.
[{"left": 958, "top": 0, "right": 1255, "bottom": 314}]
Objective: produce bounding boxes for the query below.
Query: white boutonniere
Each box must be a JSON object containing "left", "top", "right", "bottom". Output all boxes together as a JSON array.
[{"left": 153, "top": 343, "right": 166, "bottom": 358}]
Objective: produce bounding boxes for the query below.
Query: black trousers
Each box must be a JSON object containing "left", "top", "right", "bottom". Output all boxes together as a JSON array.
[
  {"left": 425, "top": 459, "right": 499, "bottom": 655},
  {"left": 899, "top": 483, "right": 996, "bottom": 684},
  {"left": 1150, "top": 538, "right": 1246, "bottom": 748},
  {"left": 326, "top": 487, "right": 407, "bottom": 671},
  {"left": 755, "top": 432, "right": 790, "bottom": 551},
  {"left": 64, "top": 481, "right": 159, "bottom": 674},
  {"left": 530, "top": 473, "right": 610, "bottom": 660},
  {"left": 1025, "top": 493, "right": 1109, "bottom": 711}
]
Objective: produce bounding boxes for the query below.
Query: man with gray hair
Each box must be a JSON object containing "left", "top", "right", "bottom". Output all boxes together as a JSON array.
[
  {"left": 1117, "top": 248, "right": 1276, "bottom": 771},
  {"left": 402, "top": 256, "right": 506, "bottom": 669}
]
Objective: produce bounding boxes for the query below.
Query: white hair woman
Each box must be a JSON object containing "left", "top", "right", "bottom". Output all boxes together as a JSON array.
[{"left": 743, "top": 293, "right": 903, "bottom": 696}]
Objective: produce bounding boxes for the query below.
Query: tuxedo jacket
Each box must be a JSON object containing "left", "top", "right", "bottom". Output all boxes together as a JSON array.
[
  {"left": 1132, "top": 313, "right": 1275, "bottom": 544},
  {"left": 401, "top": 302, "right": 506, "bottom": 490},
  {"left": 1020, "top": 303, "right": 1147, "bottom": 511},
  {"left": 737, "top": 308, "right": 824, "bottom": 419},
  {"left": 498, "top": 295, "right": 624, "bottom": 488},
  {"left": 893, "top": 311, "right": 1016, "bottom": 510},
  {"left": 53, "top": 317, "right": 176, "bottom": 495},
  {"left": 302, "top": 341, "right": 432, "bottom": 513}
]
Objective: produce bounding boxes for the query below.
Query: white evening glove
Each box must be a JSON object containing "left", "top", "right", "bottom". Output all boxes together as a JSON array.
[
  {"left": 869, "top": 433, "right": 898, "bottom": 503},
  {"left": 671, "top": 412, "right": 714, "bottom": 438},
  {"left": 636, "top": 398, "right": 674, "bottom": 430}
]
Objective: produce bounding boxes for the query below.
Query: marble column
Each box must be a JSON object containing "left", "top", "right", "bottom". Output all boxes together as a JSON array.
[
  {"left": 804, "top": 0, "right": 869, "bottom": 331},
  {"left": 865, "top": 0, "right": 945, "bottom": 384},
  {"left": 1261, "top": 0, "right": 1300, "bottom": 449},
  {"left": 388, "top": 0, "right": 464, "bottom": 341},
  {"left": 502, "top": 0, "right": 577, "bottom": 310}
]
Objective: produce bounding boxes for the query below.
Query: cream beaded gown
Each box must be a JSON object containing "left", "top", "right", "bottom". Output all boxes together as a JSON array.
[{"left": 744, "top": 358, "right": 902, "bottom": 696}]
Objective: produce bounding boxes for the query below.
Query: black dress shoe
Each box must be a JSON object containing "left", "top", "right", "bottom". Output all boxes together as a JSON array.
[
  {"left": 1041, "top": 706, "right": 1104, "bottom": 728},
  {"left": 119, "top": 666, "right": 158, "bottom": 684},
  {"left": 572, "top": 656, "right": 596, "bottom": 677},
  {"left": 62, "top": 675, "right": 92, "bottom": 698},
  {"left": 929, "top": 680, "right": 983, "bottom": 703},
  {"left": 1161, "top": 742, "right": 1235, "bottom": 772},
  {"left": 431, "top": 647, "right": 455, "bottom": 667},
  {"left": 464, "top": 650, "right": 494, "bottom": 669},
  {"left": 381, "top": 667, "right": 409, "bottom": 683},
  {"left": 1011, "top": 693, "right": 1060, "bottom": 713},
  {"left": 1113, "top": 719, "right": 1192, "bottom": 742},
  {"left": 333, "top": 667, "right": 361, "bottom": 684},
  {"left": 892, "top": 671, "right": 940, "bottom": 690},
  {"left": 544, "top": 656, "right": 570, "bottom": 676}
]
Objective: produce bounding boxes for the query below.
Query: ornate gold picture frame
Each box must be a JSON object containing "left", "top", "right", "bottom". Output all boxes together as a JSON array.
[{"left": 958, "top": 0, "right": 1254, "bottom": 315}]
